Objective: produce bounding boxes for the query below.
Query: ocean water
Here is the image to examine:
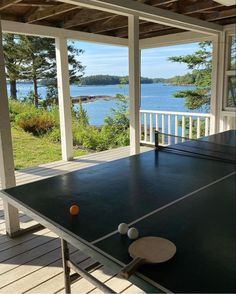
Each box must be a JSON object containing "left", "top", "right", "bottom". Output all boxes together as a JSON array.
[{"left": 7, "top": 82, "right": 208, "bottom": 126}]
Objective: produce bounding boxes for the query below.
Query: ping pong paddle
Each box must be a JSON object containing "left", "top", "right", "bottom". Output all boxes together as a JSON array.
[{"left": 119, "top": 236, "right": 176, "bottom": 279}]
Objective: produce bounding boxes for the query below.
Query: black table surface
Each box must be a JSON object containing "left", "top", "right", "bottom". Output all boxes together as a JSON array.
[{"left": 2, "top": 130, "right": 236, "bottom": 293}]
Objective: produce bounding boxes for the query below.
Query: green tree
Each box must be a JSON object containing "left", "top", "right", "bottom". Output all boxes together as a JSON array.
[
  {"left": 4, "top": 34, "right": 85, "bottom": 107},
  {"left": 19, "top": 36, "right": 56, "bottom": 107},
  {"left": 168, "top": 42, "right": 212, "bottom": 110},
  {"left": 101, "top": 93, "right": 130, "bottom": 147},
  {"left": 43, "top": 40, "right": 85, "bottom": 106},
  {"left": 76, "top": 100, "right": 89, "bottom": 126},
  {"left": 2, "top": 34, "right": 26, "bottom": 100}
]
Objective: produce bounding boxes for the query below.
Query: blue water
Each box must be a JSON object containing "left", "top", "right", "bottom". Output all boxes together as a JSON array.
[{"left": 7, "top": 82, "right": 208, "bottom": 126}]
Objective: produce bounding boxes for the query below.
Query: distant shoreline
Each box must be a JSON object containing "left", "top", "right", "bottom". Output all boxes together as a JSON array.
[
  {"left": 72, "top": 95, "right": 115, "bottom": 103},
  {"left": 7, "top": 73, "right": 195, "bottom": 87}
]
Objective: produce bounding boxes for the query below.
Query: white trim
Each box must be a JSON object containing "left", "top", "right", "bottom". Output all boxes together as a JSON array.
[
  {"left": 62, "top": 0, "right": 223, "bottom": 35},
  {"left": 224, "top": 33, "right": 236, "bottom": 111},
  {"left": 1, "top": 20, "right": 128, "bottom": 47},
  {"left": 223, "top": 24, "right": 236, "bottom": 32},
  {"left": 213, "top": 0, "right": 235, "bottom": 6},
  {"left": 216, "top": 31, "right": 226, "bottom": 132},
  {"left": 1, "top": 20, "right": 224, "bottom": 51},
  {"left": 129, "top": 15, "right": 140, "bottom": 155},
  {"left": 221, "top": 110, "right": 236, "bottom": 117},
  {"left": 0, "top": 19, "right": 20, "bottom": 234},
  {"left": 140, "top": 110, "right": 211, "bottom": 117},
  {"left": 210, "top": 35, "right": 219, "bottom": 134},
  {"left": 140, "top": 31, "right": 211, "bottom": 49},
  {"left": 55, "top": 37, "right": 74, "bottom": 161}
]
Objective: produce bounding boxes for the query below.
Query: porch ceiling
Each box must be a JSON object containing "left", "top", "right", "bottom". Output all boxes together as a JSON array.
[{"left": 0, "top": 0, "right": 235, "bottom": 39}]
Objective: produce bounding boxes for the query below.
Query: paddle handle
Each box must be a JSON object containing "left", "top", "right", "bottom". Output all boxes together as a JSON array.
[{"left": 119, "top": 257, "right": 144, "bottom": 279}]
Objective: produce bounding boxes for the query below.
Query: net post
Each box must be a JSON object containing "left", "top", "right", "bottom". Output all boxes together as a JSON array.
[{"left": 155, "top": 131, "right": 159, "bottom": 149}]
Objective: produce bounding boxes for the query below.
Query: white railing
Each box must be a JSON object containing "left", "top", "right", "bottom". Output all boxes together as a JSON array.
[{"left": 140, "top": 110, "right": 211, "bottom": 145}]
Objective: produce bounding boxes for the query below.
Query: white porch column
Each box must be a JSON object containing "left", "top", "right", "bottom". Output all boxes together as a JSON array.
[
  {"left": 55, "top": 37, "right": 73, "bottom": 161},
  {"left": 0, "top": 19, "right": 20, "bottom": 235},
  {"left": 128, "top": 15, "right": 141, "bottom": 155},
  {"left": 211, "top": 32, "right": 225, "bottom": 134}
]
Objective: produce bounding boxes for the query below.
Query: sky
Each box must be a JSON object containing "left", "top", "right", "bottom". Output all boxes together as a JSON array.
[{"left": 71, "top": 40, "right": 200, "bottom": 78}]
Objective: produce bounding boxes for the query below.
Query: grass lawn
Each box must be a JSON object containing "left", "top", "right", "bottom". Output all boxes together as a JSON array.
[{"left": 12, "top": 127, "right": 88, "bottom": 170}]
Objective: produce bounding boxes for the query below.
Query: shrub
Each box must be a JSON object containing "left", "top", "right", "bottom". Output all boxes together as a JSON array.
[
  {"left": 46, "top": 127, "right": 61, "bottom": 142},
  {"left": 9, "top": 100, "right": 36, "bottom": 123},
  {"left": 73, "top": 125, "right": 103, "bottom": 150},
  {"left": 16, "top": 111, "right": 55, "bottom": 136},
  {"left": 76, "top": 101, "right": 89, "bottom": 126}
]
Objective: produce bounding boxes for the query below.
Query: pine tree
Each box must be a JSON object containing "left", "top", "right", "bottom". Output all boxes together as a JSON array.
[
  {"left": 168, "top": 42, "right": 212, "bottom": 110},
  {"left": 2, "top": 34, "right": 26, "bottom": 100},
  {"left": 77, "top": 100, "right": 89, "bottom": 126},
  {"left": 3, "top": 34, "right": 85, "bottom": 107}
]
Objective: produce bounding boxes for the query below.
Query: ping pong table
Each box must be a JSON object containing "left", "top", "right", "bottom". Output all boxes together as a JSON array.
[{"left": 1, "top": 130, "right": 235, "bottom": 293}]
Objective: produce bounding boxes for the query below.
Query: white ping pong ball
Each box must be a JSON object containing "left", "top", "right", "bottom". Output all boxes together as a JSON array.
[
  {"left": 118, "top": 223, "right": 129, "bottom": 235},
  {"left": 128, "top": 227, "right": 139, "bottom": 240}
]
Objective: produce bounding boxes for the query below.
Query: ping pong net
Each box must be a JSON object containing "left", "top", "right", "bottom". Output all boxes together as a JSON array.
[{"left": 155, "top": 131, "right": 236, "bottom": 164}]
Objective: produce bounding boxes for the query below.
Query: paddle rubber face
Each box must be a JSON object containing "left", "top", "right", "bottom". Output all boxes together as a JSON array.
[
  {"left": 119, "top": 236, "right": 176, "bottom": 279},
  {"left": 129, "top": 236, "right": 176, "bottom": 263}
]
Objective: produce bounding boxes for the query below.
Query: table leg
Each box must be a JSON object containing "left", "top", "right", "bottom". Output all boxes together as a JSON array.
[{"left": 61, "top": 239, "right": 71, "bottom": 294}]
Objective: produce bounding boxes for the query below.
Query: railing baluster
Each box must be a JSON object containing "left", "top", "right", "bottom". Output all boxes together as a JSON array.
[
  {"left": 144, "top": 113, "right": 147, "bottom": 142},
  {"left": 205, "top": 117, "right": 209, "bottom": 136},
  {"left": 197, "top": 117, "right": 200, "bottom": 138},
  {"left": 155, "top": 114, "right": 158, "bottom": 131},
  {"left": 139, "top": 110, "right": 211, "bottom": 145},
  {"left": 168, "top": 115, "right": 171, "bottom": 145},
  {"left": 162, "top": 114, "right": 165, "bottom": 144},
  {"left": 161, "top": 114, "right": 165, "bottom": 133},
  {"left": 182, "top": 116, "right": 185, "bottom": 140},
  {"left": 189, "top": 116, "right": 193, "bottom": 139},
  {"left": 168, "top": 115, "right": 171, "bottom": 134},
  {"left": 150, "top": 113, "right": 153, "bottom": 143},
  {"left": 174, "top": 115, "right": 178, "bottom": 143},
  {"left": 175, "top": 115, "right": 178, "bottom": 136}
]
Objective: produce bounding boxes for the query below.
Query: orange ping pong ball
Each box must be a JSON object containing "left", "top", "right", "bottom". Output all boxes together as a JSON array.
[{"left": 70, "top": 205, "right": 80, "bottom": 216}]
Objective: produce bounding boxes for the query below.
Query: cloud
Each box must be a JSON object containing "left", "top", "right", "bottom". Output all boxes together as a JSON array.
[{"left": 71, "top": 40, "right": 200, "bottom": 78}]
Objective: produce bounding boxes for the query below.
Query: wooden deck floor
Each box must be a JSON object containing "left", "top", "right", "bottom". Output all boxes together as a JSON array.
[{"left": 0, "top": 146, "right": 151, "bottom": 294}]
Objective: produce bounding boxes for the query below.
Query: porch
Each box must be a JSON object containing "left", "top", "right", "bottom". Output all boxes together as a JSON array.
[{"left": 0, "top": 0, "right": 235, "bottom": 293}]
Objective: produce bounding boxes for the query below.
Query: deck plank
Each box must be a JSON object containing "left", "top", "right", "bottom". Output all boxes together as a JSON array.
[{"left": 0, "top": 228, "right": 50, "bottom": 252}]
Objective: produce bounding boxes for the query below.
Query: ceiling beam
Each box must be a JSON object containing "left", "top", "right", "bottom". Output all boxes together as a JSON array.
[
  {"left": 15, "top": 1, "right": 56, "bottom": 7},
  {"left": 206, "top": 8, "right": 236, "bottom": 21},
  {"left": 85, "top": 0, "right": 224, "bottom": 35},
  {"left": 140, "top": 27, "right": 183, "bottom": 39},
  {"left": 64, "top": 0, "right": 176, "bottom": 31},
  {"left": 0, "top": 0, "right": 22, "bottom": 11},
  {"left": 181, "top": 0, "right": 223, "bottom": 14},
  {"left": 215, "top": 16, "right": 236, "bottom": 25},
  {"left": 133, "top": 0, "right": 178, "bottom": 7},
  {"left": 61, "top": 0, "right": 223, "bottom": 35},
  {"left": 0, "top": 13, "right": 20, "bottom": 21},
  {"left": 145, "top": 0, "right": 178, "bottom": 7},
  {"left": 85, "top": 0, "right": 229, "bottom": 36},
  {"left": 63, "top": 9, "right": 113, "bottom": 29},
  {"left": 83, "top": 15, "right": 128, "bottom": 33},
  {"left": 27, "top": 3, "right": 78, "bottom": 24},
  {"left": 114, "top": 22, "right": 169, "bottom": 38}
]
